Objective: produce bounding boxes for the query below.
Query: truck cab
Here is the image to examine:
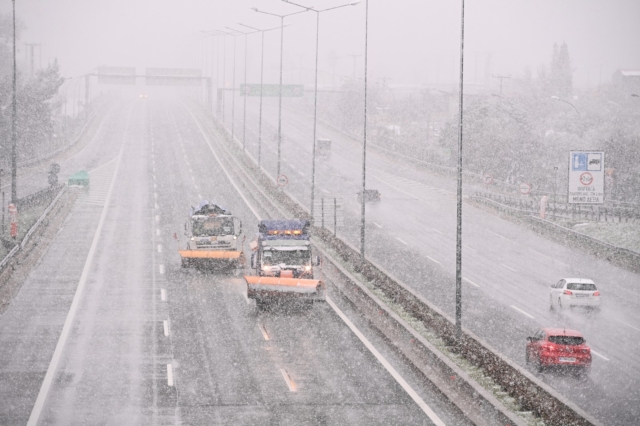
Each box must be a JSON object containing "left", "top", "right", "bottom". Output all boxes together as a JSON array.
[{"left": 250, "top": 219, "right": 319, "bottom": 279}]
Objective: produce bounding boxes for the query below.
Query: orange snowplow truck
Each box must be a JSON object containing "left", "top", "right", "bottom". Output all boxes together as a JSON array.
[
  {"left": 245, "top": 219, "right": 325, "bottom": 305},
  {"left": 178, "top": 201, "right": 244, "bottom": 269}
]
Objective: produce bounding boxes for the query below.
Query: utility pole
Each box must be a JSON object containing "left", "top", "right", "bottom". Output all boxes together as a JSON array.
[
  {"left": 455, "top": 0, "right": 466, "bottom": 341},
  {"left": 11, "top": 0, "right": 18, "bottom": 203},
  {"left": 347, "top": 53, "right": 361, "bottom": 81},
  {"left": 492, "top": 74, "right": 511, "bottom": 94}
]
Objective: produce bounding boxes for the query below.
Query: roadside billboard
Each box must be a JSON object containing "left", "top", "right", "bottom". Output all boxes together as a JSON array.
[{"left": 568, "top": 151, "right": 605, "bottom": 204}]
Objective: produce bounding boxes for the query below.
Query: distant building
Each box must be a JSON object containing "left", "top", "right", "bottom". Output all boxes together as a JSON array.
[{"left": 612, "top": 69, "right": 640, "bottom": 90}]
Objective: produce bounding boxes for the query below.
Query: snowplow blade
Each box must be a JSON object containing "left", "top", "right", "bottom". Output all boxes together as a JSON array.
[
  {"left": 244, "top": 276, "right": 326, "bottom": 302},
  {"left": 179, "top": 250, "right": 243, "bottom": 259}
]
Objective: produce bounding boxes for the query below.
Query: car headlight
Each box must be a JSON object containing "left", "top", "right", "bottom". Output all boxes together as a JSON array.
[
  {"left": 305, "top": 265, "right": 311, "bottom": 271},
  {"left": 263, "top": 265, "right": 271, "bottom": 272},
  {"left": 233, "top": 236, "right": 237, "bottom": 240},
  {"left": 190, "top": 237, "right": 195, "bottom": 241}
]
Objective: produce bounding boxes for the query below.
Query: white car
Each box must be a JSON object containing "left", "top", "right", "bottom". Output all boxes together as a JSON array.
[{"left": 550, "top": 278, "right": 601, "bottom": 310}]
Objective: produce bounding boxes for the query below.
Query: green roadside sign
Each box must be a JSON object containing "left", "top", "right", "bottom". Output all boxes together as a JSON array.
[{"left": 240, "top": 84, "right": 304, "bottom": 97}]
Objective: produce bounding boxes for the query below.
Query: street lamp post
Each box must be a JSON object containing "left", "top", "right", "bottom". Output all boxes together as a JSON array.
[
  {"left": 553, "top": 166, "right": 559, "bottom": 212},
  {"left": 360, "top": 0, "right": 369, "bottom": 257},
  {"left": 252, "top": 6, "right": 309, "bottom": 178},
  {"left": 11, "top": 0, "right": 17, "bottom": 203},
  {"left": 237, "top": 23, "right": 282, "bottom": 168},
  {"left": 455, "top": 0, "right": 466, "bottom": 340},
  {"left": 551, "top": 95, "right": 580, "bottom": 117},
  {"left": 281, "top": 0, "right": 360, "bottom": 223}
]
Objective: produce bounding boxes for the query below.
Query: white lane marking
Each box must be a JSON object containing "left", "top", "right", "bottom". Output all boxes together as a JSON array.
[
  {"left": 157, "top": 245, "right": 162, "bottom": 253},
  {"left": 501, "top": 263, "right": 517, "bottom": 272},
  {"left": 161, "top": 289, "right": 167, "bottom": 301},
  {"left": 530, "top": 249, "right": 571, "bottom": 267},
  {"left": 194, "top": 184, "right": 199, "bottom": 190},
  {"left": 591, "top": 349, "right": 610, "bottom": 361},
  {"left": 426, "top": 256, "right": 441, "bottom": 265},
  {"left": 185, "top": 107, "right": 262, "bottom": 220},
  {"left": 326, "top": 296, "right": 445, "bottom": 426},
  {"left": 463, "top": 277, "right": 480, "bottom": 287},
  {"left": 159, "top": 264, "right": 165, "bottom": 274},
  {"left": 153, "top": 183, "right": 157, "bottom": 189},
  {"left": 373, "top": 222, "right": 383, "bottom": 229},
  {"left": 156, "top": 229, "right": 161, "bottom": 236},
  {"left": 489, "top": 229, "right": 507, "bottom": 240},
  {"left": 280, "top": 369, "right": 297, "bottom": 392},
  {"left": 27, "top": 143, "right": 126, "bottom": 426},
  {"left": 615, "top": 319, "right": 640, "bottom": 332},
  {"left": 163, "top": 320, "right": 169, "bottom": 337},
  {"left": 463, "top": 244, "right": 476, "bottom": 252},
  {"left": 396, "top": 238, "right": 408, "bottom": 245},
  {"left": 154, "top": 203, "right": 159, "bottom": 210},
  {"left": 198, "top": 193, "right": 203, "bottom": 199},
  {"left": 155, "top": 215, "right": 160, "bottom": 223},
  {"left": 431, "top": 228, "right": 443, "bottom": 234},
  {"left": 167, "top": 364, "right": 174, "bottom": 386},
  {"left": 258, "top": 324, "right": 270, "bottom": 341},
  {"left": 321, "top": 188, "right": 329, "bottom": 193},
  {"left": 510, "top": 305, "right": 534, "bottom": 319},
  {"left": 298, "top": 171, "right": 305, "bottom": 176},
  {"left": 154, "top": 192, "right": 158, "bottom": 199}
]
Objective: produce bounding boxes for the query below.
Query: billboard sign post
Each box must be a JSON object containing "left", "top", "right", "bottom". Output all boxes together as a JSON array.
[{"left": 568, "top": 151, "right": 604, "bottom": 204}]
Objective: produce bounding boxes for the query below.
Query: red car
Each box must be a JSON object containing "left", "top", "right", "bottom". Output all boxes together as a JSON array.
[{"left": 526, "top": 328, "right": 591, "bottom": 375}]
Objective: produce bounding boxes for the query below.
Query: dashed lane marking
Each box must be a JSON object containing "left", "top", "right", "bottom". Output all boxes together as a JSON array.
[
  {"left": 510, "top": 305, "right": 534, "bottom": 319},
  {"left": 591, "top": 350, "right": 610, "bottom": 361},
  {"left": 426, "top": 256, "right": 441, "bottom": 265},
  {"left": 157, "top": 245, "right": 162, "bottom": 253},
  {"left": 373, "top": 222, "right": 383, "bottom": 229},
  {"left": 160, "top": 289, "right": 167, "bottom": 301},
  {"left": 163, "top": 320, "right": 169, "bottom": 337},
  {"left": 280, "top": 369, "right": 297, "bottom": 392},
  {"left": 397, "top": 238, "right": 408, "bottom": 245},
  {"left": 167, "top": 364, "right": 174, "bottom": 386},
  {"left": 156, "top": 229, "right": 161, "bottom": 236},
  {"left": 463, "top": 277, "right": 480, "bottom": 287},
  {"left": 159, "top": 264, "right": 165, "bottom": 274},
  {"left": 258, "top": 324, "right": 270, "bottom": 341},
  {"left": 501, "top": 263, "right": 517, "bottom": 272}
]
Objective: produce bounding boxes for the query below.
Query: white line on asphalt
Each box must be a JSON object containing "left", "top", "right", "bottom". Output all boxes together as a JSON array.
[
  {"left": 167, "top": 364, "right": 174, "bottom": 386},
  {"left": 501, "top": 263, "right": 517, "bottom": 272},
  {"left": 372, "top": 222, "right": 383, "bottom": 229},
  {"left": 321, "top": 188, "right": 329, "bottom": 193},
  {"left": 326, "top": 296, "right": 445, "bottom": 426},
  {"left": 258, "top": 324, "right": 270, "bottom": 341},
  {"left": 155, "top": 215, "right": 160, "bottom": 222},
  {"left": 397, "top": 237, "right": 408, "bottom": 245},
  {"left": 591, "top": 349, "right": 610, "bottom": 361},
  {"left": 161, "top": 289, "right": 167, "bottom": 301},
  {"left": 153, "top": 183, "right": 157, "bottom": 189},
  {"left": 298, "top": 171, "right": 305, "bottom": 176},
  {"left": 530, "top": 249, "right": 570, "bottom": 267},
  {"left": 157, "top": 245, "right": 162, "bottom": 253},
  {"left": 463, "top": 244, "right": 476, "bottom": 252},
  {"left": 159, "top": 264, "right": 165, "bottom": 274},
  {"left": 154, "top": 192, "right": 158, "bottom": 199},
  {"left": 431, "top": 228, "right": 443, "bottom": 234},
  {"left": 426, "top": 256, "right": 441, "bottom": 265},
  {"left": 154, "top": 203, "right": 159, "bottom": 210},
  {"left": 616, "top": 319, "right": 640, "bottom": 332},
  {"left": 156, "top": 229, "right": 161, "bottom": 236},
  {"left": 489, "top": 229, "right": 507, "bottom": 240},
  {"left": 198, "top": 193, "right": 203, "bottom": 199},
  {"left": 163, "top": 320, "right": 169, "bottom": 336},
  {"left": 463, "top": 277, "right": 480, "bottom": 287},
  {"left": 27, "top": 142, "right": 126, "bottom": 426},
  {"left": 510, "top": 305, "right": 534, "bottom": 319},
  {"left": 280, "top": 369, "right": 297, "bottom": 392}
]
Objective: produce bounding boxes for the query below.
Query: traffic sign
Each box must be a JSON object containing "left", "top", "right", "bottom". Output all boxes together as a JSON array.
[
  {"left": 519, "top": 182, "right": 531, "bottom": 195},
  {"left": 568, "top": 151, "right": 604, "bottom": 204},
  {"left": 482, "top": 174, "right": 493, "bottom": 185},
  {"left": 276, "top": 174, "right": 289, "bottom": 188},
  {"left": 240, "top": 84, "right": 304, "bottom": 97}
]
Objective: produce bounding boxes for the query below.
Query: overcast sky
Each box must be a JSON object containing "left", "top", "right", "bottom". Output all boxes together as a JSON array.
[{"left": 3, "top": 0, "right": 640, "bottom": 91}]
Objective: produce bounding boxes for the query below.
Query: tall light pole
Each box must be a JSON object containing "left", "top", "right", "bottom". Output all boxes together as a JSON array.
[
  {"left": 11, "top": 0, "right": 17, "bottom": 203},
  {"left": 281, "top": 0, "right": 360, "bottom": 223},
  {"left": 252, "top": 6, "right": 309, "bottom": 178},
  {"left": 455, "top": 0, "right": 466, "bottom": 340},
  {"left": 551, "top": 95, "right": 580, "bottom": 118},
  {"left": 237, "top": 23, "right": 283, "bottom": 168},
  {"left": 360, "top": 0, "right": 369, "bottom": 257}
]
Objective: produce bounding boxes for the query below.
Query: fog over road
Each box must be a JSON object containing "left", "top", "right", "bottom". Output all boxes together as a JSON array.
[{"left": 0, "top": 98, "right": 474, "bottom": 425}]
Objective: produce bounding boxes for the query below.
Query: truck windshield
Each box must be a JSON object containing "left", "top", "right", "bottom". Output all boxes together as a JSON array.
[
  {"left": 192, "top": 218, "right": 234, "bottom": 237},
  {"left": 263, "top": 249, "right": 309, "bottom": 265}
]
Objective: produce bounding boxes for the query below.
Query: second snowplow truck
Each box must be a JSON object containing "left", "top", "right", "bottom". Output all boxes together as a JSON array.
[
  {"left": 245, "top": 219, "right": 325, "bottom": 305},
  {"left": 178, "top": 201, "right": 244, "bottom": 269}
]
